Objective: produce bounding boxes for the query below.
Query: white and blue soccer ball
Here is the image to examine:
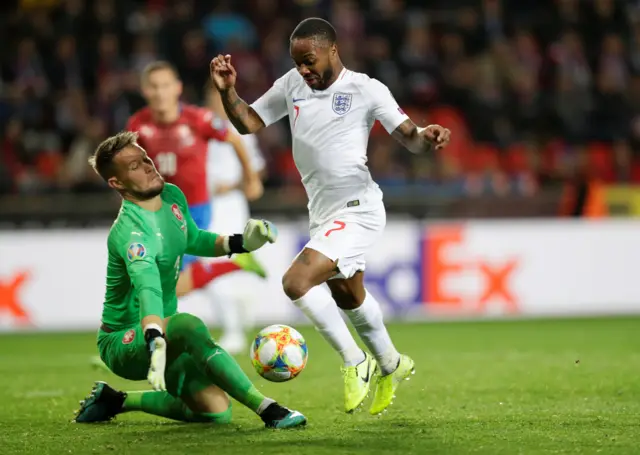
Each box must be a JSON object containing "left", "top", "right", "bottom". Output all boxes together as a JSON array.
[{"left": 250, "top": 324, "right": 308, "bottom": 382}]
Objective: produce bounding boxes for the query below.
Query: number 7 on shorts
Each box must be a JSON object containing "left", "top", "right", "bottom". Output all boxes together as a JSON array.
[{"left": 324, "top": 221, "right": 346, "bottom": 237}]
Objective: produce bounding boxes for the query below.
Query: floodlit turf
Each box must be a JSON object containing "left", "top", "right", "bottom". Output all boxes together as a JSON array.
[{"left": 0, "top": 317, "right": 639, "bottom": 455}]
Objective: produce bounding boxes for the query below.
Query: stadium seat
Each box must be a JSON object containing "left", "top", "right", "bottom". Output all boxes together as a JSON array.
[
  {"left": 503, "top": 144, "right": 530, "bottom": 174},
  {"left": 586, "top": 142, "right": 615, "bottom": 182}
]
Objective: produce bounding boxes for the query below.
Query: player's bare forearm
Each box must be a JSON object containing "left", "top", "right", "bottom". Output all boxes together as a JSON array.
[
  {"left": 219, "top": 88, "right": 265, "bottom": 134},
  {"left": 226, "top": 132, "right": 254, "bottom": 180},
  {"left": 391, "top": 119, "right": 434, "bottom": 155},
  {"left": 213, "top": 182, "right": 242, "bottom": 195}
]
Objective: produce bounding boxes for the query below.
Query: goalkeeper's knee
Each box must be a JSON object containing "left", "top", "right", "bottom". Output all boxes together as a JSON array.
[{"left": 165, "top": 313, "right": 212, "bottom": 347}]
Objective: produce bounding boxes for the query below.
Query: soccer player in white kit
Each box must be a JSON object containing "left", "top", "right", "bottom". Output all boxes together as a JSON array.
[
  {"left": 210, "top": 18, "right": 451, "bottom": 415},
  {"left": 205, "top": 85, "right": 267, "bottom": 354}
]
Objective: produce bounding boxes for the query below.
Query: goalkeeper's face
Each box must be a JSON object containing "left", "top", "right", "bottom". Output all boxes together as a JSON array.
[{"left": 110, "top": 145, "right": 165, "bottom": 200}]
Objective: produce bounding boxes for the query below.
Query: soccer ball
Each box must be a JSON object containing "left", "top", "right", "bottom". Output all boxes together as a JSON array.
[{"left": 250, "top": 324, "right": 308, "bottom": 382}]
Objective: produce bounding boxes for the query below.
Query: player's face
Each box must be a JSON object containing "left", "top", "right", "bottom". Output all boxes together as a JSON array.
[
  {"left": 141, "top": 68, "right": 182, "bottom": 114},
  {"left": 109, "top": 145, "right": 165, "bottom": 200},
  {"left": 290, "top": 38, "right": 338, "bottom": 90}
]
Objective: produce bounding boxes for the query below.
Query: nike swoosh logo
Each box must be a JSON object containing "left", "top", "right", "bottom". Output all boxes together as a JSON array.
[
  {"left": 361, "top": 359, "right": 371, "bottom": 383},
  {"left": 292, "top": 98, "right": 305, "bottom": 103},
  {"left": 206, "top": 351, "right": 223, "bottom": 361}
]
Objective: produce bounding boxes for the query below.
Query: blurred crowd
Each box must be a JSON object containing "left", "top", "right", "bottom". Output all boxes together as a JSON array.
[{"left": 2, "top": 0, "right": 640, "bottom": 198}]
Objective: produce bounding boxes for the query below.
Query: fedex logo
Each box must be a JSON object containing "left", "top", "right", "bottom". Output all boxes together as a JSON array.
[
  {"left": 422, "top": 225, "right": 519, "bottom": 314},
  {"left": 297, "top": 224, "right": 520, "bottom": 315},
  {"left": 0, "top": 271, "right": 32, "bottom": 326}
]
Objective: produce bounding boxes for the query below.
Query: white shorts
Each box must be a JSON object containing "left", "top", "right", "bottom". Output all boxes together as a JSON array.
[{"left": 304, "top": 206, "right": 386, "bottom": 280}]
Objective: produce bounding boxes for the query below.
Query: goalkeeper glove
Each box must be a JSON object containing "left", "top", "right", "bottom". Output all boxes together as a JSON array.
[
  {"left": 144, "top": 325, "right": 167, "bottom": 391},
  {"left": 243, "top": 218, "right": 278, "bottom": 250},
  {"left": 225, "top": 219, "right": 278, "bottom": 255}
]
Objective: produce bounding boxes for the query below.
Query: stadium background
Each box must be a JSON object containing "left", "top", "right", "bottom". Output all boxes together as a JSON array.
[
  {"left": 2, "top": 0, "right": 640, "bottom": 330},
  {"left": 1, "top": 1, "right": 639, "bottom": 454}
]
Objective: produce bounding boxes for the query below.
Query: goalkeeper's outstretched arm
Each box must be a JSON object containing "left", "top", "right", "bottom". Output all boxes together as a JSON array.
[
  {"left": 186, "top": 219, "right": 278, "bottom": 258},
  {"left": 182, "top": 196, "right": 277, "bottom": 258}
]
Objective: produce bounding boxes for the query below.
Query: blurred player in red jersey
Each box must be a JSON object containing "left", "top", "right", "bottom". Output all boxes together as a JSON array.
[
  {"left": 203, "top": 84, "right": 268, "bottom": 354},
  {"left": 127, "top": 61, "right": 266, "bottom": 297}
]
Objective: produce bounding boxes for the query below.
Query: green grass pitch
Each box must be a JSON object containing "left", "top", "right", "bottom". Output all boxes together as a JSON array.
[{"left": 0, "top": 317, "right": 638, "bottom": 455}]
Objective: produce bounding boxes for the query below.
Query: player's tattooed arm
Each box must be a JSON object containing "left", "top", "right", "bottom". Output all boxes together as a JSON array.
[
  {"left": 211, "top": 54, "right": 267, "bottom": 134},
  {"left": 391, "top": 119, "right": 451, "bottom": 154},
  {"left": 219, "top": 88, "right": 266, "bottom": 135}
]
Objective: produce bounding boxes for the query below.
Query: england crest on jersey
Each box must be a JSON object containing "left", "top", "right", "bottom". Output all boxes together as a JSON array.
[{"left": 332, "top": 93, "right": 352, "bottom": 115}]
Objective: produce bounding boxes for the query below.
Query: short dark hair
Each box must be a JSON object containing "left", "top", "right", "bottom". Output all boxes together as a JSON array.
[
  {"left": 141, "top": 60, "right": 180, "bottom": 82},
  {"left": 290, "top": 18, "right": 337, "bottom": 44},
  {"left": 89, "top": 131, "right": 139, "bottom": 181}
]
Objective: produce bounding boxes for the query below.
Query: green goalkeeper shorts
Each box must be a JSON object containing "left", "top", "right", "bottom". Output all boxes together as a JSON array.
[{"left": 97, "top": 325, "right": 213, "bottom": 399}]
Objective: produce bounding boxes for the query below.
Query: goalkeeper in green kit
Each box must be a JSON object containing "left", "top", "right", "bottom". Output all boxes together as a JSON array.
[{"left": 73, "top": 131, "right": 306, "bottom": 429}]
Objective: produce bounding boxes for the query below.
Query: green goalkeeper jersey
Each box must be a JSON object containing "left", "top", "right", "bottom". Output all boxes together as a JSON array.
[{"left": 101, "top": 183, "right": 218, "bottom": 330}]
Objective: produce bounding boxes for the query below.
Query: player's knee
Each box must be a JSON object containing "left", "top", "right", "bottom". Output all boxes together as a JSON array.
[
  {"left": 165, "top": 313, "right": 206, "bottom": 344},
  {"left": 282, "top": 270, "right": 313, "bottom": 301},
  {"left": 328, "top": 279, "right": 365, "bottom": 310},
  {"left": 330, "top": 286, "right": 360, "bottom": 310}
]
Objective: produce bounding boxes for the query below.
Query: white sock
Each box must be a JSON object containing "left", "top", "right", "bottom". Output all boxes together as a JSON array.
[
  {"left": 344, "top": 290, "right": 400, "bottom": 375},
  {"left": 293, "top": 285, "right": 365, "bottom": 367}
]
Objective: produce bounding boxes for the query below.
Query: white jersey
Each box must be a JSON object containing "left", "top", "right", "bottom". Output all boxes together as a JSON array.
[
  {"left": 207, "top": 120, "right": 265, "bottom": 233},
  {"left": 250, "top": 67, "right": 408, "bottom": 229}
]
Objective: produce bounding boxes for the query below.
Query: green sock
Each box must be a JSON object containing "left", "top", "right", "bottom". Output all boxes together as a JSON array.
[
  {"left": 202, "top": 345, "right": 267, "bottom": 413},
  {"left": 123, "top": 391, "right": 232, "bottom": 423},
  {"left": 166, "top": 314, "right": 269, "bottom": 413},
  {"left": 124, "top": 391, "right": 192, "bottom": 421}
]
